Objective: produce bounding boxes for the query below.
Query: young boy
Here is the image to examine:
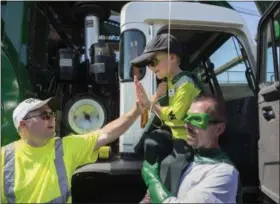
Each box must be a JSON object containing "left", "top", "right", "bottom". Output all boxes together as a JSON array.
[{"left": 131, "top": 33, "right": 202, "bottom": 196}]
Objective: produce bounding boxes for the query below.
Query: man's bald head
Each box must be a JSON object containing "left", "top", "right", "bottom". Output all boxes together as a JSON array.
[
  {"left": 193, "top": 93, "right": 227, "bottom": 125},
  {"left": 185, "top": 93, "right": 227, "bottom": 148}
]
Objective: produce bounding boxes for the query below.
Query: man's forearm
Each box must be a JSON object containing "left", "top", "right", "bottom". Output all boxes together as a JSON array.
[
  {"left": 103, "top": 107, "right": 140, "bottom": 137},
  {"left": 94, "top": 107, "right": 140, "bottom": 150}
]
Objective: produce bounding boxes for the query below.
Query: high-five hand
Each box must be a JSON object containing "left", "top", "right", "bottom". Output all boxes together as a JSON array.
[
  {"left": 134, "top": 75, "right": 151, "bottom": 109},
  {"left": 133, "top": 76, "right": 145, "bottom": 113}
]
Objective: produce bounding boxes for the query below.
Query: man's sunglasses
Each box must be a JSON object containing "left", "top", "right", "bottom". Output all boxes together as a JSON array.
[
  {"left": 24, "top": 111, "right": 55, "bottom": 121},
  {"left": 184, "top": 113, "right": 223, "bottom": 130}
]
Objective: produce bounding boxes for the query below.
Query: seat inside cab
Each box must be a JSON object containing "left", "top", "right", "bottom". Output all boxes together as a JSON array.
[{"left": 159, "top": 28, "right": 260, "bottom": 201}]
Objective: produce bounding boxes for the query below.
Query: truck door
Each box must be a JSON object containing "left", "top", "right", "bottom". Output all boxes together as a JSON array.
[{"left": 256, "top": 2, "right": 280, "bottom": 203}]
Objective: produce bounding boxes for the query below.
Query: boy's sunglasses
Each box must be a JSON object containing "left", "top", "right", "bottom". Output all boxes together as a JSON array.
[
  {"left": 148, "top": 54, "right": 167, "bottom": 67},
  {"left": 24, "top": 111, "right": 55, "bottom": 121},
  {"left": 184, "top": 113, "right": 223, "bottom": 130}
]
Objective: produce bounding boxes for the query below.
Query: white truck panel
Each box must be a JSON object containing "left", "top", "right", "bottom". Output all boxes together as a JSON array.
[{"left": 119, "top": 1, "right": 257, "bottom": 154}]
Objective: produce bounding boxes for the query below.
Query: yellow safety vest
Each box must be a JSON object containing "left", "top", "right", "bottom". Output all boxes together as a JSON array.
[
  {"left": 1, "top": 132, "right": 99, "bottom": 203},
  {"left": 3, "top": 138, "right": 69, "bottom": 203}
]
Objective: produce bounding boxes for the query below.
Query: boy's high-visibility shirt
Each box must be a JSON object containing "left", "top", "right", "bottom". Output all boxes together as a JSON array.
[
  {"left": 1, "top": 131, "right": 100, "bottom": 203},
  {"left": 160, "top": 71, "right": 201, "bottom": 140}
]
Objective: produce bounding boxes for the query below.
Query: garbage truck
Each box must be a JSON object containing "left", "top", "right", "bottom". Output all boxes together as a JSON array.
[{"left": 1, "top": 1, "right": 279, "bottom": 203}]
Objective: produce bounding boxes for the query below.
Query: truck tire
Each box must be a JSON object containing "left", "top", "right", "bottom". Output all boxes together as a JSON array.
[{"left": 62, "top": 93, "right": 108, "bottom": 134}]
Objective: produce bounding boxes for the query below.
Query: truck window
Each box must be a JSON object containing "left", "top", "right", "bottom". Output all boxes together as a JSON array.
[
  {"left": 119, "top": 29, "right": 146, "bottom": 82},
  {"left": 262, "top": 19, "right": 280, "bottom": 83},
  {"left": 30, "top": 4, "right": 49, "bottom": 70},
  {"left": 1, "top": 1, "right": 6, "bottom": 40},
  {"left": 1, "top": 1, "right": 24, "bottom": 52},
  {"left": 209, "top": 36, "right": 255, "bottom": 100}
]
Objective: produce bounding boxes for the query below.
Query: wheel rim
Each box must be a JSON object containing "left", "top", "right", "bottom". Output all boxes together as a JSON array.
[{"left": 67, "top": 98, "right": 106, "bottom": 134}]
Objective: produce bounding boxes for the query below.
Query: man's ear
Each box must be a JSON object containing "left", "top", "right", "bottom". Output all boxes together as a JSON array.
[
  {"left": 216, "top": 123, "right": 225, "bottom": 136},
  {"left": 19, "top": 120, "right": 27, "bottom": 129}
]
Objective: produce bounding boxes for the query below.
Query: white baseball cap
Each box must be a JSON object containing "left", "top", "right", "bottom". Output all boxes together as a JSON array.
[{"left": 13, "top": 97, "right": 58, "bottom": 130}]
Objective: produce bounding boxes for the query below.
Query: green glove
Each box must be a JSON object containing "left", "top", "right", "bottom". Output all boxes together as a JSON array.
[{"left": 141, "top": 161, "right": 172, "bottom": 203}]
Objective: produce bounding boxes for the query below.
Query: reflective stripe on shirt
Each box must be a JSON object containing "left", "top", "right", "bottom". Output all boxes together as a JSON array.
[
  {"left": 3, "top": 143, "right": 16, "bottom": 203},
  {"left": 3, "top": 138, "right": 70, "bottom": 203},
  {"left": 53, "top": 138, "right": 70, "bottom": 203},
  {"left": 174, "top": 75, "right": 193, "bottom": 91}
]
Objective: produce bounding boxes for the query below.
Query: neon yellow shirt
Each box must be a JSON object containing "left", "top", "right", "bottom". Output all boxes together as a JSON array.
[
  {"left": 1, "top": 131, "right": 100, "bottom": 203},
  {"left": 160, "top": 72, "right": 201, "bottom": 140}
]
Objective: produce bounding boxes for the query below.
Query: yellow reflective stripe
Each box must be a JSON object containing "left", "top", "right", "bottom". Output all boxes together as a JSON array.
[{"left": 3, "top": 143, "right": 16, "bottom": 204}]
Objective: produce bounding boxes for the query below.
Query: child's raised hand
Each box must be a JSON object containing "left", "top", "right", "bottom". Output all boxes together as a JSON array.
[{"left": 134, "top": 75, "right": 150, "bottom": 108}]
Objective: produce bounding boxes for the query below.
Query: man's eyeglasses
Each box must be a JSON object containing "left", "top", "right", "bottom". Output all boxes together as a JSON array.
[
  {"left": 184, "top": 113, "right": 223, "bottom": 130},
  {"left": 24, "top": 111, "right": 55, "bottom": 121}
]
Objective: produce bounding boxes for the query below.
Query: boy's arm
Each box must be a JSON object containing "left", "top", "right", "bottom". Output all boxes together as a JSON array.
[{"left": 151, "top": 82, "right": 167, "bottom": 102}]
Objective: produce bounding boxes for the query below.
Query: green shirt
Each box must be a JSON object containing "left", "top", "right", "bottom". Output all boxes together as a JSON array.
[{"left": 160, "top": 71, "right": 201, "bottom": 140}]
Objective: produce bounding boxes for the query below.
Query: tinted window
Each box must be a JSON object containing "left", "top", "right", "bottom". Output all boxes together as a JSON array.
[
  {"left": 261, "top": 10, "right": 280, "bottom": 83},
  {"left": 265, "top": 46, "right": 279, "bottom": 82},
  {"left": 1, "top": 2, "right": 24, "bottom": 52},
  {"left": 119, "top": 30, "right": 146, "bottom": 81},
  {"left": 1, "top": 1, "right": 7, "bottom": 40}
]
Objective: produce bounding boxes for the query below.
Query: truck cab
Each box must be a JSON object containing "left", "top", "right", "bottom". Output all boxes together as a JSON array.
[
  {"left": 1, "top": 1, "right": 279, "bottom": 203},
  {"left": 74, "top": 2, "right": 280, "bottom": 203}
]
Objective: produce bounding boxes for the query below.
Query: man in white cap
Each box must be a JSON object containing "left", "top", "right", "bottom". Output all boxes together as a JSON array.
[{"left": 1, "top": 95, "right": 143, "bottom": 203}]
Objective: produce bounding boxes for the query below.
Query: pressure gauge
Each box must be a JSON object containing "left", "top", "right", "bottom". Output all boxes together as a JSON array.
[{"left": 63, "top": 95, "right": 108, "bottom": 134}]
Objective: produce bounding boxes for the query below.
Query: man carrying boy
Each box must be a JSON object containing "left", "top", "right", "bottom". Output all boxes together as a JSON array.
[{"left": 141, "top": 94, "right": 238, "bottom": 203}]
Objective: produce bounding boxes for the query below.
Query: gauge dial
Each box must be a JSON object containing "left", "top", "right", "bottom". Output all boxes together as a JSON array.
[{"left": 64, "top": 96, "right": 107, "bottom": 134}]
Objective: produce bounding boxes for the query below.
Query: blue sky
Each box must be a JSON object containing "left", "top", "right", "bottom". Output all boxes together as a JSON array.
[{"left": 229, "top": 2, "right": 260, "bottom": 38}]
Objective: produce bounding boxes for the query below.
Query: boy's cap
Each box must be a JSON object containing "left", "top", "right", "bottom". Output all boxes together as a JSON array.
[
  {"left": 13, "top": 97, "right": 58, "bottom": 130},
  {"left": 130, "top": 33, "right": 182, "bottom": 67}
]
